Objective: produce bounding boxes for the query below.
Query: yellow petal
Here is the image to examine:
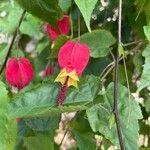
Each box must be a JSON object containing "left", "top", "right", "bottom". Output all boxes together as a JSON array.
[{"left": 55, "top": 69, "right": 79, "bottom": 88}]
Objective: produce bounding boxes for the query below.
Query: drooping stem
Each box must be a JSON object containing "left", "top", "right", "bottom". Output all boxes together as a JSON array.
[
  {"left": 113, "top": 0, "right": 125, "bottom": 149},
  {"left": 57, "top": 76, "right": 69, "bottom": 106},
  {"left": 0, "top": 10, "right": 26, "bottom": 76}
]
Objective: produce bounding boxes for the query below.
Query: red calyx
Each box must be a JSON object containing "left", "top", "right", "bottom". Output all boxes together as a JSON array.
[
  {"left": 5, "top": 57, "right": 34, "bottom": 90},
  {"left": 46, "top": 15, "right": 70, "bottom": 42}
]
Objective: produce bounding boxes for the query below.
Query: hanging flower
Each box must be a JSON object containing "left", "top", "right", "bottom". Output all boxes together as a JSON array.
[
  {"left": 47, "top": 15, "right": 70, "bottom": 42},
  {"left": 55, "top": 40, "right": 90, "bottom": 105},
  {"left": 55, "top": 40, "right": 90, "bottom": 87},
  {"left": 5, "top": 57, "right": 34, "bottom": 90},
  {"left": 43, "top": 65, "right": 55, "bottom": 77}
]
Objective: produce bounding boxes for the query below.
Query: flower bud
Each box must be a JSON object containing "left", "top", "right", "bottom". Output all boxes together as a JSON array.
[
  {"left": 5, "top": 57, "right": 34, "bottom": 90},
  {"left": 43, "top": 65, "right": 55, "bottom": 77},
  {"left": 47, "top": 15, "right": 70, "bottom": 42}
]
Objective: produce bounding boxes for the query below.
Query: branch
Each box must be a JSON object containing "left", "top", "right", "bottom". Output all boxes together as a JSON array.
[
  {"left": 113, "top": 0, "right": 125, "bottom": 149},
  {"left": 0, "top": 10, "right": 26, "bottom": 75}
]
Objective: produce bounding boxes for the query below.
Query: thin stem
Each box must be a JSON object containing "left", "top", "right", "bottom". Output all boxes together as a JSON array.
[
  {"left": 113, "top": 0, "right": 125, "bottom": 149},
  {"left": 58, "top": 113, "right": 77, "bottom": 150},
  {"left": 78, "top": 12, "right": 80, "bottom": 42},
  {"left": 101, "top": 64, "right": 114, "bottom": 82},
  {"left": 123, "top": 39, "right": 147, "bottom": 47},
  {"left": 100, "top": 57, "right": 123, "bottom": 82},
  {"left": 58, "top": 129, "right": 68, "bottom": 150},
  {"left": 0, "top": 10, "right": 26, "bottom": 76}
]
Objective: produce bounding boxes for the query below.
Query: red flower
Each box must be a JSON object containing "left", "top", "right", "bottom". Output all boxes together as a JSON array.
[
  {"left": 55, "top": 40, "right": 90, "bottom": 105},
  {"left": 47, "top": 15, "right": 70, "bottom": 42},
  {"left": 5, "top": 57, "right": 34, "bottom": 90},
  {"left": 55, "top": 40, "right": 90, "bottom": 87},
  {"left": 43, "top": 65, "right": 55, "bottom": 77}
]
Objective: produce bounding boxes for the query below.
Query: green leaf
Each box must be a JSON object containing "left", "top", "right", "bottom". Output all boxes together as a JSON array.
[
  {"left": 7, "top": 75, "right": 100, "bottom": 118},
  {"left": 0, "top": 81, "right": 17, "bottom": 150},
  {"left": 24, "top": 134, "right": 54, "bottom": 150},
  {"left": 58, "top": 0, "right": 72, "bottom": 12},
  {"left": 11, "top": 49, "right": 25, "bottom": 57},
  {"left": 20, "top": 14, "right": 42, "bottom": 37},
  {"left": 74, "top": 0, "right": 98, "bottom": 32},
  {"left": 14, "top": 120, "right": 32, "bottom": 150},
  {"left": 0, "top": 2, "right": 22, "bottom": 34},
  {"left": 87, "top": 83, "right": 142, "bottom": 150},
  {"left": 79, "top": 30, "right": 116, "bottom": 58},
  {"left": 137, "top": 44, "right": 150, "bottom": 92},
  {"left": 72, "top": 130, "right": 96, "bottom": 150},
  {"left": 36, "top": 37, "right": 50, "bottom": 55},
  {"left": 24, "top": 115, "right": 60, "bottom": 132},
  {"left": 71, "top": 112, "right": 96, "bottom": 150},
  {"left": 16, "top": 0, "right": 63, "bottom": 26},
  {"left": 144, "top": 0, "right": 150, "bottom": 25},
  {"left": 143, "top": 26, "right": 150, "bottom": 41}
]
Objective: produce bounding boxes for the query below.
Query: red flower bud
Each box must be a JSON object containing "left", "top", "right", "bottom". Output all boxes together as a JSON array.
[
  {"left": 5, "top": 57, "right": 34, "bottom": 90},
  {"left": 47, "top": 15, "right": 70, "bottom": 42},
  {"left": 57, "top": 15, "right": 70, "bottom": 35},
  {"left": 47, "top": 24, "right": 60, "bottom": 42},
  {"left": 43, "top": 65, "right": 55, "bottom": 77}
]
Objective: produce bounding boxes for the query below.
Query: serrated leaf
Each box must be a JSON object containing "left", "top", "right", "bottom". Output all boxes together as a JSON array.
[
  {"left": 74, "top": 0, "right": 98, "bottom": 32},
  {"left": 137, "top": 44, "right": 150, "bottom": 92},
  {"left": 7, "top": 75, "right": 100, "bottom": 118},
  {"left": 87, "top": 83, "right": 142, "bottom": 150},
  {"left": 24, "top": 115, "right": 60, "bottom": 132},
  {"left": 79, "top": 30, "right": 116, "bottom": 58},
  {"left": 72, "top": 130, "right": 96, "bottom": 150},
  {"left": 16, "top": 0, "right": 63, "bottom": 26},
  {"left": 0, "top": 81, "right": 17, "bottom": 150},
  {"left": 24, "top": 134, "right": 54, "bottom": 150}
]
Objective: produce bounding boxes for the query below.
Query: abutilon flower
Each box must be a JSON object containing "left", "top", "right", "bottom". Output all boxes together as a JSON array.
[
  {"left": 55, "top": 40, "right": 90, "bottom": 105},
  {"left": 43, "top": 65, "right": 55, "bottom": 77},
  {"left": 5, "top": 57, "right": 34, "bottom": 90},
  {"left": 47, "top": 15, "right": 70, "bottom": 42}
]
